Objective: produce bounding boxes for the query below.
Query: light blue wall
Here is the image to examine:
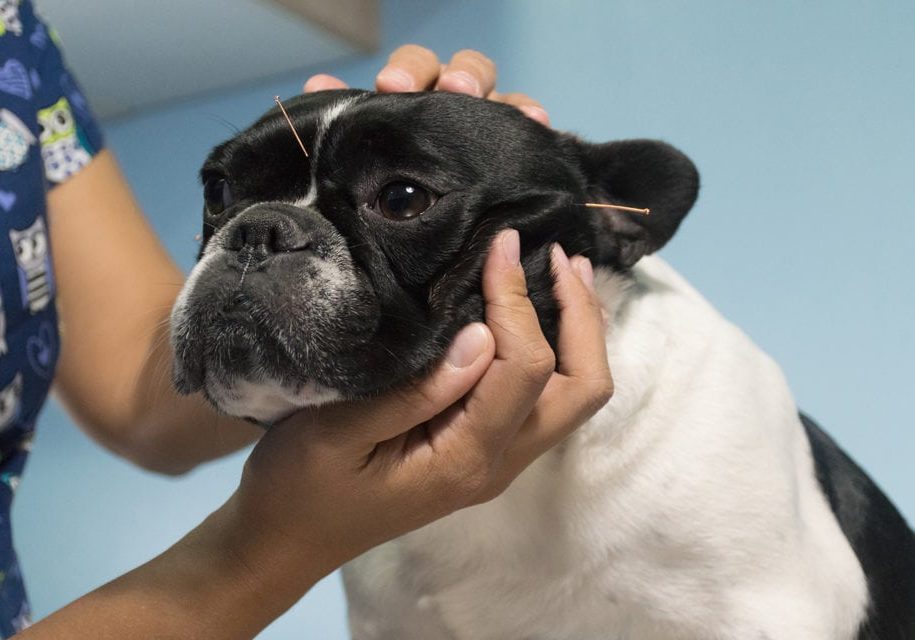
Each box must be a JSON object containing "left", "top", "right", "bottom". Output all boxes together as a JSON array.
[{"left": 14, "top": 1, "right": 914, "bottom": 638}]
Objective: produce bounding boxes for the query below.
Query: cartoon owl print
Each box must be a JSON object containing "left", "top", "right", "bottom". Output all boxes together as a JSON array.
[
  {"left": 0, "top": 0, "right": 22, "bottom": 37},
  {"left": 0, "top": 374, "right": 22, "bottom": 431},
  {"left": 37, "top": 97, "right": 91, "bottom": 183},
  {"left": 9, "top": 217, "right": 53, "bottom": 313},
  {"left": 0, "top": 109, "right": 35, "bottom": 172}
]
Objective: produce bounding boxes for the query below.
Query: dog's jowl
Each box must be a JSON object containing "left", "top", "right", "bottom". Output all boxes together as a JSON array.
[{"left": 170, "top": 90, "right": 915, "bottom": 639}]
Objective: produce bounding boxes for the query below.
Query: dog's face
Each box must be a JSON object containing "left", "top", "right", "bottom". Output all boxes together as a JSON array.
[{"left": 170, "top": 90, "right": 699, "bottom": 423}]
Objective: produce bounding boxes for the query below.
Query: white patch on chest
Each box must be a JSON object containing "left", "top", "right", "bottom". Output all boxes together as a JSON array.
[{"left": 342, "top": 256, "right": 869, "bottom": 640}]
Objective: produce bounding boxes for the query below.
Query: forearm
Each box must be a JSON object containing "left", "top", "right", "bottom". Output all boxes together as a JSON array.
[
  {"left": 16, "top": 495, "right": 322, "bottom": 640},
  {"left": 64, "top": 315, "right": 261, "bottom": 474},
  {"left": 53, "top": 261, "right": 260, "bottom": 475},
  {"left": 50, "top": 150, "right": 259, "bottom": 473}
]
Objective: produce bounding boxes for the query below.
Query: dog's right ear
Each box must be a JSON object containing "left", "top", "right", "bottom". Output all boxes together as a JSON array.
[{"left": 571, "top": 138, "right": 700, "bottom": 268}]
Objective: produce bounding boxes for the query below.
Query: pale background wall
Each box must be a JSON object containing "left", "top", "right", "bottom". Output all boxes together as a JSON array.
[{"left": 14, "top": 1, "right": 914, "bottom": 637}]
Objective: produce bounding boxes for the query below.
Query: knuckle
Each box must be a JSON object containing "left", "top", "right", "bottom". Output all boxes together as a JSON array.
[
  {"left": 460, "top": 460, "right": 493, "bottom": 497},
  {"left": 582, "top": 294, "right": 605, "bottom": 318},
  {"left": 455, "top": 48, "right": 492, "bottom": 67},
  {"left": 454, "top": 50, "right": 496, "bottom": 79},
  {"left": 519, "top": 341, "right": 556, "bottom": 383},
  {"left": 502, "top": 93, "right": 542, "bottom": 108},
  {"left": 393, "top": 44, "right": 437, "bottom": 66},
  {"left": 596, "top": 375, "right": 615, "bottom": 404},
  {"left": 488, "top": 286, "right": 531, "bottom": 311},
  {"left": 583, "top": 373, "right": 614, "bottom": 413}
]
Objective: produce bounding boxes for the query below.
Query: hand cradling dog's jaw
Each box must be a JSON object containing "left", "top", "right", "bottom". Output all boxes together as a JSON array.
[{"left": 169, "top": 89, "right": 699, "bottom": 424}]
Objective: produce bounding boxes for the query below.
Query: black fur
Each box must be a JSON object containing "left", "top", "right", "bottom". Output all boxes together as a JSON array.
[{"left": 801, "top": 414, "right": 915, "bottom": 638}]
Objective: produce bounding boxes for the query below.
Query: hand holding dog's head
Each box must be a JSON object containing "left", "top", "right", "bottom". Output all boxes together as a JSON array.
[{"left": 170, "top": 90, "right": 698, "bottom": 422}]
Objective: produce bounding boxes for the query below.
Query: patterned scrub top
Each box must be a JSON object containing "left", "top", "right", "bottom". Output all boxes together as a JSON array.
[{"left": 0, "top": 0, "right": 103, "bottom": 635}]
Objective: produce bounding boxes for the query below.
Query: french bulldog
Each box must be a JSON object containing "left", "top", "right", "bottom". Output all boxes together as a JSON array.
[{"left": 170, "top": 90, "right": 915, "bottom": 639}]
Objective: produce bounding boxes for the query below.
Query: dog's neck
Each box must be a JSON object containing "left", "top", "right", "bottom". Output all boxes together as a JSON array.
[{"left": 565, "top": 256, "right": 720, "bottom": 471}]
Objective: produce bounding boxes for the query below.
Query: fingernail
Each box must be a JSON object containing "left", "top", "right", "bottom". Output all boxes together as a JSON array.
[
  {"left": 501, "top": 229, "right": 520, "bottom": 265},
  {"left": 446, "top": 323, "right": 489, "bottom": 368},
  {"left": 575, "top": 257, "right": 595, "bottom": 292},
  {"left": 519, "top": 105, "right": 550, "bottom": 126},
  {"left": 439, "top": 71, "right": 482, "bottom": 96},
  {"left": 551, "top": 243, "right": 570, "bottom": 271},
  {"left": 376, "top": 67, "right": 414, "bottom": 91}
]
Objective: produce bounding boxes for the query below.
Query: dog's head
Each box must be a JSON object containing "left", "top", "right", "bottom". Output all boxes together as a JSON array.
[{"left": 170, "top": 90, "right": 699, "bottom": 423}]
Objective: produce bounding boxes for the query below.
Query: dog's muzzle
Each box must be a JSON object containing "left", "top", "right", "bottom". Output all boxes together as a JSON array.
[{"left": 169, "top": 203, "right": 377, "bottom": 421}]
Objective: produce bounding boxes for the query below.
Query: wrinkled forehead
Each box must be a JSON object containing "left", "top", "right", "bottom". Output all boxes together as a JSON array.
[
  {"left": 317, "top": 92, "right": 539, "bottom": 171},
  {"left": 203, "top": 90, "right": 563, "bottom": 198}
]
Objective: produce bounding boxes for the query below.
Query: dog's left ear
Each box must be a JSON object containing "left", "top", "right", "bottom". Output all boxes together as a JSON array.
[{"left": 572, "top": 138, "right": 700, "bottom": 268}]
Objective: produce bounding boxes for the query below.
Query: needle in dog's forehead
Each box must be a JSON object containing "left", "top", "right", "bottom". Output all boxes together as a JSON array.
[{"left": 273, "top": 95, "right": 309, "bottom": 159}]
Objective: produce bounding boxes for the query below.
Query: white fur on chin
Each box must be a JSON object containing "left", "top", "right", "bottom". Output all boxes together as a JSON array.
[{"left": 208, "top": 377, "right": 341, "bottom": 424}]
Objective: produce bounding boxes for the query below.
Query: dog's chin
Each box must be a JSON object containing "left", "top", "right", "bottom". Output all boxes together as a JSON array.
[
  {"left": 205, "top": 376, "right": 342, "bottom": 424},
  {"left": 173, "top": 321, "right": 348, "bottom": 423}
]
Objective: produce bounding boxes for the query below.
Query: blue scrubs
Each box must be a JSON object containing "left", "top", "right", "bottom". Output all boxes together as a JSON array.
[{"left": 0, "top": 1, "right": 104, "bottom": 634}]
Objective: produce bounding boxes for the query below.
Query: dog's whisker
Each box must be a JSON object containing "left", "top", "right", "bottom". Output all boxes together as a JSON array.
[
  {"left": 378, "top": 342, "right": 409, "bottom": 370},
  {"left": 238, "top": 248, "right": 254, "bottom": 288},
  {"left": 203, "top": 113, "right": 242, "bottom": 135}
]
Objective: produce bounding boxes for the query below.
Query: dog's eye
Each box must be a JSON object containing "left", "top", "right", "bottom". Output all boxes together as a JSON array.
[
  {"left": 376, "top": 182, "right": 433, "bottom": 221},
  {"left": 204, "top": 177, "right": 235, "bottom": 216}
]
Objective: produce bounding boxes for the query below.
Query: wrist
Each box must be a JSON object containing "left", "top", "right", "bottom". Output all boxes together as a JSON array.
[{"left": 196, "top": 491, "right": 332, "bottom": 618}]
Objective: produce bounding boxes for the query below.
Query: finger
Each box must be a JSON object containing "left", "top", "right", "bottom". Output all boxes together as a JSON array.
[
  {"left": 552, "top": 249, "right": 610, "bottom": 380},
  {"left": 493, "top": 92, "right": 551, "bottom": 127},
  {"left": 303, "top": 74, "right": 349, "bottom": 93},
  {"left": 320, "top": 322, "right": 495, "bottom": 449},
  {"left": 435, "top": 49, "right": 497, "bottom": 98},
  {"left": 429, "top": 230, "right": 555, "bottom": 463},
  {"left": 500, "top": 248, "right": 613, "bottom": 470},
  {"left": 376, "top": 45, "right": 441, "bottom": 92},
  {"left": 481, "top": 230, "right": 554, "bottom": 367}
]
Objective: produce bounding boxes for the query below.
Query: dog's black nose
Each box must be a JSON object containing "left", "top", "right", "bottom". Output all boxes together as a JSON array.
[{"left": 225, "top": 209, "right": 312, "bottom": 254}]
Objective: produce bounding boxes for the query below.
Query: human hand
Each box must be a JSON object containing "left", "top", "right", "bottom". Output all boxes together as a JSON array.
[
  {"left": 10, "top": 232, "right": 608, "bottom": 639},
  {"left": 303, "top": 45, "right": 551, "bottom": 126},
  {"left": 225, "top": 229, "right": 612, "bottom": 589}
]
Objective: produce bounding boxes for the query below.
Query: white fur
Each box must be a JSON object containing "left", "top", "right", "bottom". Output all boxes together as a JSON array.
[
  {"left": 208, "top": 377, "right": 340, "bottom": 423},
  {"left": 170, "top": 221, "right": 239, "bottom": 348},
  {"left": 169, "top": 246, "right": 220, "bottom": 345},
  {"left": 342, "top": 256, "right": 869, "bottom": 640},
  {"left": 296, "top": 97, "right": 359, "bottom": 209}
]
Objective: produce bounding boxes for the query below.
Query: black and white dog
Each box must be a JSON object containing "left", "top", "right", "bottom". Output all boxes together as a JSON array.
[{"left": 170, "top": 90, "right": 915, "bottom": 639}]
